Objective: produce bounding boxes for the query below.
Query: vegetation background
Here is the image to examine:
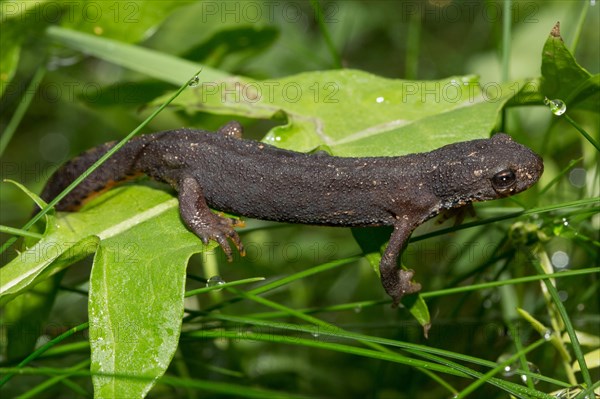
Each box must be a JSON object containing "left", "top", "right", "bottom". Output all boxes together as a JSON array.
[{"left": 0, "top": 1, "right": 598, "bottom": 398}]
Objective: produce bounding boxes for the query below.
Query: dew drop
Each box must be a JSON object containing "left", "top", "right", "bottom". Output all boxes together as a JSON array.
[
  {"left": 206, "top": 275, "right": 225, "bottom": 291},
  {"left": 520, "top": 362, "right": 540, "bottom": 385},
  {"left": 375, "top": 96, "right": 385, "bottom": 103},
  {"left": 497, "top": 354, "right": 518, "bottom": 377},
  {"left": 189, "top": 75, "right": 200, "bottom": 87},
  {"left": 265, "top": 134, "right": 282, "bottom": 142},
  {"left": 543, "top": 97, "right": 567, "bottom": 115},
  {"left": 542, "top": 329, "right": 553, "bottom": 341},
  {"left": 503, "top": 363, "right": 516, "bottom": 377}
]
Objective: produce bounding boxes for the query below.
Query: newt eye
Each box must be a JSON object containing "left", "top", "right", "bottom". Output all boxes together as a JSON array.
[{"left": 491, "top": 169, "right": 517, "bottom": 193}]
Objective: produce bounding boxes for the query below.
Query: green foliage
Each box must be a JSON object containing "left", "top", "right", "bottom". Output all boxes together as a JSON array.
[
  {"left": 1, "top": 1, "right": 598, "bottom": 398},
  {"left": 165, "top": 72, "right": 518, "bottom": 155},
  {"left": 541, "top": 22, "right": 599, "bottom": 111}
]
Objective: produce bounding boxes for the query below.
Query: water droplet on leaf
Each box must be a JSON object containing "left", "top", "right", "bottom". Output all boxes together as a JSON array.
[
  {"left": 503, "top": 363, "right": 516, "bottom": 377},
  {"left": 520, "top": 362, "right": 540, "bottom": 385},
  {"left": 189, "top": 75, "right": 200, "bottom": 87},
  {"left": 543, "top": 97, "right": 566, "bottom": 115},
  {"left": 497, "top": 354, "right": 518, "bottom": 377},
  {"left": 206, "top": 275, "right": 225, "bottom": 291}
]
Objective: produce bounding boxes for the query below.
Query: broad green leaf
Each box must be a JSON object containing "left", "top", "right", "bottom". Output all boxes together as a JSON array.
[
  {"left": 84, "top": 186, "right": 209, "bottom": 397},
  {"left": 0, "top": 185, "right": 207, "bottom": 304},
  {"left": 88, "top": 236, "right": 187, "bottom": 398},
  {"left": 2, "top": 184, "right": 211, "bottom": 396},
  {"left": 0, "top": 227, "right": 89, "bottom": 305},
  {"left": 167, "top": 71, "right": 519, "bottom": 155},
  {"left": 541, "top": 22, "right": 599, "bottom": 111}
]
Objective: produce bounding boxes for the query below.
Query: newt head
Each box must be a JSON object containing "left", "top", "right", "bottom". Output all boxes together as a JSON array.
[
  {"left": 429, "top": 133, "right": 544, "bottom": 209},
  {"left": 485, "top": 133, "right": 544, "bottom": 196}
]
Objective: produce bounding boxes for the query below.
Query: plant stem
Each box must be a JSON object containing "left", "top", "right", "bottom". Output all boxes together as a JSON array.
[
  {"left": 0, "top": 66, "right": 46, "bottom": 157},
  {"left": 501, "top": 0, "right": 512, "bottom": 83},
  {"left": 564, "top": 113, "right": 600, "bottom": 152}
]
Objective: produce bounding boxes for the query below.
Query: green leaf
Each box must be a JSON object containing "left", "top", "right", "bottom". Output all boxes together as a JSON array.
[
  {"left": 0, "top": 185, "right": 201, "bottom": 306},
  {"left": 2, "top": 184, "right": 211, "bottom": 396},
  {"left": 0, "top": 234, "right": 99, "bottom": 306},
  {"left": 83, "top": 187, "right": 209, "bottom": 397},
  {"left": 541, "top": 22, "right": 598, "bottom": 111},
  {"left": 0, "top": 180, "right": 98, "bottom": 306},
  {"left": 88, "top": 240, "right": 187, "bottom": 398},
  {"left": 167, "top": 71, "right": 519, "bottom": 155}
]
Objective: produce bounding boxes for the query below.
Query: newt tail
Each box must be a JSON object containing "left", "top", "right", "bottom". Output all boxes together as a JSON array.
[{"left": 39, "top": 137, "right": 151, "bottom": 211}]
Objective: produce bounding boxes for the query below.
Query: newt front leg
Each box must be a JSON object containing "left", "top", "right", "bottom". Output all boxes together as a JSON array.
[
  {"left": 379, "top": 220, "right": 422, "bottom": 306},
  {"left": 178, "top": 176, "right": 245, "bottom": 260}
]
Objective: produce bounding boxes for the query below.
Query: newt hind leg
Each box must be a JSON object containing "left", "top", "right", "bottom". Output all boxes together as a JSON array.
[{"left": 178, "top": 176, "right": 245, "bottom": 260}]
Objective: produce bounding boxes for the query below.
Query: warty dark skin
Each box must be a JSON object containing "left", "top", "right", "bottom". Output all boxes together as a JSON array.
[{"left": 40, "top": 122, "right": 544, "bottom": 305}]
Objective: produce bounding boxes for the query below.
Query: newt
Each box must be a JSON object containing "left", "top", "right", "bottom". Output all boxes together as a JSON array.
[{"left": 40, "top": 122, "right": 543, "bottom": 305}]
